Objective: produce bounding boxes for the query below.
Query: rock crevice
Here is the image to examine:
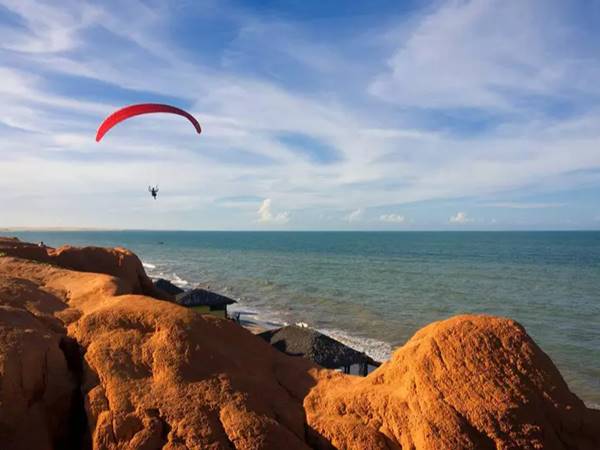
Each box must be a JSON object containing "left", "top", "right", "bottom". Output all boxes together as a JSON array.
[{"left": 57, "top": 336, "right": 92, "bottom": 450}]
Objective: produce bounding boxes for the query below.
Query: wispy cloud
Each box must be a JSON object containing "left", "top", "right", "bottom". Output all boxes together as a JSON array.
[
  {"left": 484, "top": 202, "right": 564, "bottom": 209},
  {"left": 0, "top": 0, "right": 100, "bottom": 53},
  {"left": 369, "top": 0, "right": 600, "bottom": 111},
  {"left": 0, "top": 0, "right": 599, "bottom": 229}
]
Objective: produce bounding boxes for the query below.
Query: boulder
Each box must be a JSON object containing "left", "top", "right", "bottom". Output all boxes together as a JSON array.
[{"left": 304, "top": 315, "right": 600, "bottom": 449}]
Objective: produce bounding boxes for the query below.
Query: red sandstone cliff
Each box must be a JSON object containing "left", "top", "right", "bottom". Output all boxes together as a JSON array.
[
  {"left": 0, "top": 237, "right": 169, "bottom": 299},
  {"left": 0, "top": 237, "right": 598, "bottom": 449}
]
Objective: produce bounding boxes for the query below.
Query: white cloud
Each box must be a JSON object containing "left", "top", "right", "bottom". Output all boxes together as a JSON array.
[
  {"left": 0, "top": 1, "right": 599, "bottom": 229},
  {"left": 257, "top": 198, "right": 290, "bottom": 224},
  {"left": 379, "top": 213, "right": 406, "bottom": 223},
  {"left": 344, "top": 209, "right": 363, "bottom": 223},
  {"left": 370, "top": 0, "right": 600, "bottom": 110},
  {"left": 449, "top": 212, "right": 472, "bottom": 224},
  {"left": 0, "top": 0, "right": 101, "bottom": 53}
]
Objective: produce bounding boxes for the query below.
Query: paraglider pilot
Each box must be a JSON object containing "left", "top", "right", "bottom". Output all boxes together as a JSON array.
[{"left": 149, "top": 186, "right": 159, "bottom": 200}]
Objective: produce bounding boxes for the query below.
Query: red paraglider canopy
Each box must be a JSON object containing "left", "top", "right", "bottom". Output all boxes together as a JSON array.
[{"left": 96, "top": 103, "right": 202, "bottom": 142}]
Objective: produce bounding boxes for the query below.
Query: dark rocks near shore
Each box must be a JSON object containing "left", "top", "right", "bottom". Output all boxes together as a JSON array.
[{"left": 152, "top": 278, "right": 184, "bottom": 297}]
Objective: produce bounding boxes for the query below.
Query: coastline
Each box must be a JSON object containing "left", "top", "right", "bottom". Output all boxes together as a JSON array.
[
  {"left": 143, "top": 259, "right": 600, "bottom": 410},
  {"left": 144, "top": 263, "right": 395, "bottom": 362},
  {"left": 1, "top": 236, "right": 599, "bottom": 449},
  {"left": 8, "top": 230, "right": 600, "bottom": 408}
]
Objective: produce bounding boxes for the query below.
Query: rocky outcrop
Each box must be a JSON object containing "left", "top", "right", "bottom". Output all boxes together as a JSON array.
[
  {"left": 0, "top": 240, "right": 318, "bottom": 449},
  {"left": 0, "top": 261, "right": 85, "bottom": 449},
  {"left": 0, "top": 237, "right": 169, "bottom": 300},
  {"left": 304, "top": 315, "right": 600, "bottom": 449},
  {"left": 0, "top": 237, "right": 598, "bottom": 449},
  {"left": 0, "top": 307, "right": 75, "bottom": 449}
]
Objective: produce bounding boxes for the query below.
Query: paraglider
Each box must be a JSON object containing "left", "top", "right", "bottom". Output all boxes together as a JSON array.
[
  {"left": 95, "top": 103, "right": 202, "bottom": 200},
  {"left": 149, "top": 185, "right": 159, "bottom": 200},
  {"left": 95, "top": 103, "right": 202, "bottom": 142}
]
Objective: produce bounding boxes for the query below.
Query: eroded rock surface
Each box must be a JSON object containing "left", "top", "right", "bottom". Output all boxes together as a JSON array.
[
  {"left": 305, "top": 315, "right": 600, "bottom": 449},
  {"left": 0, "top": 237, "right": 598, "bottom": 449},
  {"left": 0, "top": 237, "right": 169, "bottom": 299}
]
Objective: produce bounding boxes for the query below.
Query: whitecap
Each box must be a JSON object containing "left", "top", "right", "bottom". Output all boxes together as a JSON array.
[
  {"left": 320, "top": 328, "right": 393, "bottom": 363},
  {"left": 171, "top": 273, "right": 189, "bottom": 287}
]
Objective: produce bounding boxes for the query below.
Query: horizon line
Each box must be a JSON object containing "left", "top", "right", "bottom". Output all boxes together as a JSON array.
[{"left": 2, "top": 227, "right": 599, "bottom": 233}]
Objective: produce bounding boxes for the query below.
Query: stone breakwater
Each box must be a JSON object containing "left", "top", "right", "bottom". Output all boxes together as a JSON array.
[{"left": 0, "top": 236, "right": 598, "bottom": 449}]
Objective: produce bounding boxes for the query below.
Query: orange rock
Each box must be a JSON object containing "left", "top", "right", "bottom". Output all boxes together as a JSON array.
[
  {"left": 0, "top": 237, "right": 169, "bottom": 300},
  {"left": 0, "top": 274, "right": 78, "bottom": 449},
  {"left": 305, "top": 315, "right": 600, "bottom": 449},
  {"left": 0, "top": 237, "right": 598, "bottom": 449}
]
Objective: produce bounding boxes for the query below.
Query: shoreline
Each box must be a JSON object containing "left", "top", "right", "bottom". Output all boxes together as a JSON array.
[
  {"left": 143, "top": 259, "right": 395, "bottom": 362},
  {"left": 7, "top": 233, "right": 600, "bottom": 408},
  {"left": 147, "top": 267, "right": 395, "bottom": 363},
  {"left": 146, "top": 263, "right": 600, "bottom": 410}
]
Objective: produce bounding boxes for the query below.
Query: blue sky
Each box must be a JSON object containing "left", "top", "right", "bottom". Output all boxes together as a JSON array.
[{"left": 1, "top": 0, "right": 599, "bottom": 230}]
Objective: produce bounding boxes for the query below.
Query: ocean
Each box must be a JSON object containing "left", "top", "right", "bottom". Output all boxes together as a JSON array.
[{"left": 9, "top": 230, "right": 600, "bottom": 407}]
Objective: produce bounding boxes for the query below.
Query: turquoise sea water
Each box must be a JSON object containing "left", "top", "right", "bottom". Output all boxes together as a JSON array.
[{"left": 10, "top": 231, "right": 600, "bottom": 406}]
